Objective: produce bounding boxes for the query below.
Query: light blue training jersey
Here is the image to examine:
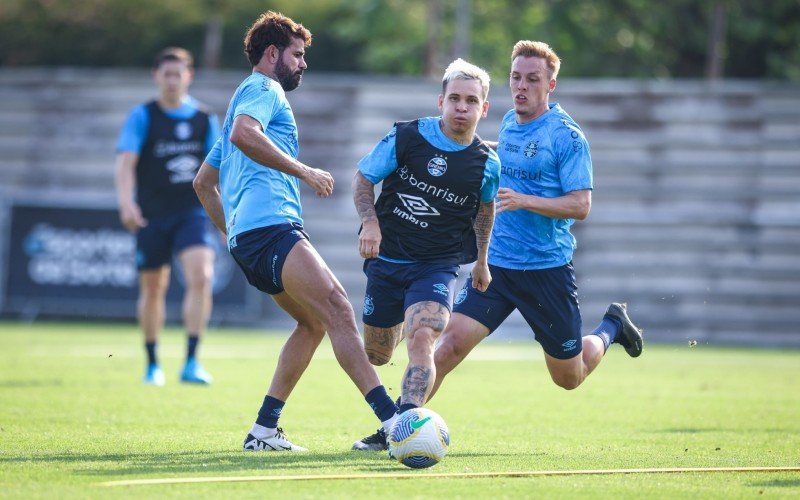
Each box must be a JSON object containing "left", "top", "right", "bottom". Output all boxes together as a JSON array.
[
  {"left": 206, "top": 72, "right": 302, "bottom": 245},
  {"left": 489, "top": 103, "right": 593, "bottom": 270},
  {"left": 358, "top": 116, "right": 500, "bottom": 203},
  {"left": 116, "top": 96, "right": 220, "bottom": 154}
]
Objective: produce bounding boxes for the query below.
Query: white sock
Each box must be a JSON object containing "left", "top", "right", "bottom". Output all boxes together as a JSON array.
[
  {"left": 382, "top": 412, "right": 399, "bottom": 434},
  {"left": 250, "top": 423, "right": 277, "bottom": 439}
]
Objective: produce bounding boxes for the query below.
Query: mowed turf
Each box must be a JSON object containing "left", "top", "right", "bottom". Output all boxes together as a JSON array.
[{"left": 0, "top": 321, "right": 798, "bottom": 499}]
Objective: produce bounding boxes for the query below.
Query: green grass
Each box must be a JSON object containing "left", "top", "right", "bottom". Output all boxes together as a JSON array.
[{"left": 0, "top": 321, "right": 798, "bottom": 498}]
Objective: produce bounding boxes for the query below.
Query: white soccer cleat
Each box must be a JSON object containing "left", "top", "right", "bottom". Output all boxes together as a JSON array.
[{"left": 242, "top": 428, "right": 308, "bottom": 452}]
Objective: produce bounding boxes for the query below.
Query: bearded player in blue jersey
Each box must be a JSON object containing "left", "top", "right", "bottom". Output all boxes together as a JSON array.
[
  {"left": 115, "top": 47, "right": 221, "bottom": 387},
  {"left": 193, "top": 11, "right": 400, "bottom": 452},
  {"left": 351, "top": 59, "right": 501, "bottom": 451},
  {"left": 428, "top": 41, "right": 643, "bottom": 401}
]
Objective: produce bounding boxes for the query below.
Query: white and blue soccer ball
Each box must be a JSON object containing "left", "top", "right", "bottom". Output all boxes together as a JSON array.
[{"left": 388, "top": 408, "right": 450, "bottom": 469}]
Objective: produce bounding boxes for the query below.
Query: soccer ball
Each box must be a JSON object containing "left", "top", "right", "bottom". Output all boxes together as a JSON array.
[{"left": 388, "top": 408, "right": 450, "bottom": 469}]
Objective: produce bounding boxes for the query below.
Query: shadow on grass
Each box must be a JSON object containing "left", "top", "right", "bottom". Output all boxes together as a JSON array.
[
  {"left": 750, "top": 479, "right": 800, "bottom": 488},
  {"left": 1, "top": 450, "right": 525, "bottom": 478}
]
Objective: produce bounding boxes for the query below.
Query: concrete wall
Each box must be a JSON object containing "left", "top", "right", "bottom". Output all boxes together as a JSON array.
[{"left": 1, "top": 68, "right": 798, "bottom": 346}]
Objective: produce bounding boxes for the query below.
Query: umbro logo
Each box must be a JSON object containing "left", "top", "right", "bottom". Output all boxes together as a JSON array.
[
  {"left": 562, "top": 339, "right": 579, "bottom": 351},
  {"left": 397, "top": 193, "right": 440, "bottom": 216},
  {"left": 432, "top": 283, "right": 449, "bottom": 296}
]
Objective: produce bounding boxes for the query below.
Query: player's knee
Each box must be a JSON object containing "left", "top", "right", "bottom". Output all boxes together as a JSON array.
[
  {"left": 297, "top": 317, "right": 326, "bottom": 340},
  {"left": 324, "top": 286, "right": 355, "bottom": 319},
  {"left": 408, "top": 327, "right": 437, "bottom": 356},
  {"left": 552, "top": 372, "right": 583, "bottom": 390},
  {"left": 365, "top": 348, "right": 392, "bottom": 366}
]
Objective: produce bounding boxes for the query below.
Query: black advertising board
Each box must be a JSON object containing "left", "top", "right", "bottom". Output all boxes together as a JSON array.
[{"left": 3, "top": 203, "right": 252, "bottom": 321}]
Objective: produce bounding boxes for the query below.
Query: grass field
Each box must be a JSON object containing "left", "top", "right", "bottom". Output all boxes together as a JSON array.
[{"left": 1, "top": 321, "right": 799, "bottom": 498}]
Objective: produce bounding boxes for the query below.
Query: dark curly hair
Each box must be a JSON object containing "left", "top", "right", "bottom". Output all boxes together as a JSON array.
[{"left": 244, "top": 11, "right": 312, "bottom": 67}]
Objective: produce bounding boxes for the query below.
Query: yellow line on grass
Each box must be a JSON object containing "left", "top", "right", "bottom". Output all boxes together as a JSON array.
[{"left": 102, "top": 466, "right": 800, "bottom": 486}]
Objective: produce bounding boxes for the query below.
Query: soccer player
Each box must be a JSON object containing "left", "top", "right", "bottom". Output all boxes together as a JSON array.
[
  {"left": 115, "top": 47, "right": 221, "bottom": 387},
  {"left": 430, "top": 40, "right": 643, "bottom": 399},
  {"left": 351, "top": 59, "right": 500, "bottom": 451},
  {"left": 193, "top": 11, "right": 399, "bottom": 452}
]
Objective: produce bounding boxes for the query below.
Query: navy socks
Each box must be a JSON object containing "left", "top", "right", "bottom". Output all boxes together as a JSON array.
[
  {"left": 591, "top": 315, "right": 622, "bottom": 351},
  {"left": 365, "top": 385, "right": 399, "bottom": 421},
  {"left": 256, "top": 395, "right": 285, "bottom": 428}
]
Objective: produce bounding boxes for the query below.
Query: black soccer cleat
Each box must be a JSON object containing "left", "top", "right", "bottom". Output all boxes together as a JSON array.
[
  {"left": 351, "top": 428, "right": 388, "bottom": 451},
  {"left": 606, "top": 302, "right": 643, "bottom": 357}
]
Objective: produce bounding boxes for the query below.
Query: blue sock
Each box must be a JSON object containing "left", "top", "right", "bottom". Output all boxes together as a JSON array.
[
  {"left": 255, "top": 395, "right": 285, "bottom": 428},
  {"left": 591, "top": 316, "right": 622, "bottom": 352},
  {"left": 365, "top": 385, "right": 399, "bottom": 422},
  {"left": 145, "top": 341, "right": 157, "bottom": 366},
  {"left": 399, "top": 403, "right": 418, "bottom": 414},
  {"left": 187, "top": 334, "right": 199, "bottom": 361}
]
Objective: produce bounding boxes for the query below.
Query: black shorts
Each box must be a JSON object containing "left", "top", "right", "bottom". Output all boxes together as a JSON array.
[
  {"left": 453, "top": 263, "right": 583, "bottom": 359},
  {"left": 362, "top": 258, "right": 459, "bottom": 328},
  {"left": 229, "top": 223, "right": 309, "bottom": 295},
  {"left": 136, "top": 208, "right": 216, "bottom": 270}
]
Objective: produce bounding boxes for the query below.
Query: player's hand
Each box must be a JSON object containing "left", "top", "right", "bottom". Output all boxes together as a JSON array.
[
  {"left": 302, "top": 167, "right": 334, "bottom": 198},
  {"left": 119, "top": 202, "right": 147, "bottom": 232},
  {"left": 471, "top": 262, "right": 492, "bottom": 292},
  {"left": 359, "top": 221, "right": 381, "bottom": 259},
  {"left": 496, "top": 187, "right": 526, "bottom": 214}
]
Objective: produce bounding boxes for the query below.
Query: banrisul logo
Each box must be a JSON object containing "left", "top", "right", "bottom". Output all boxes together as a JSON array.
[{"left": 427, "top": 155, "right": 448, "bottom": 177}]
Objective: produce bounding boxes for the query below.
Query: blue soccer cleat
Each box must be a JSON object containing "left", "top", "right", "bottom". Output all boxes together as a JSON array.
[
  {"left": 143, "top": 364, "right": 165, "bottom": 386},
  {"left": 180, "top": 358, "right": 213, "bottom": 385}
]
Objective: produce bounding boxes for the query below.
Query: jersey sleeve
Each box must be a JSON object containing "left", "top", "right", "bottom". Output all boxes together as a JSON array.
[
  {"left": 357, "top": 126, "right": 399, "bottom": 184},
  {"left": 205, "top": 113, "right": 222, "bottom": 154},
  {"left": 205, "top": 138, "right": 222, "bottom": 169},
  {"left": 480, "top": 148, "right": 501, "bottom": 202},
  {"left": 115, "top": 104, "right": 148, "bottom": 153},
  {"left": 555, "top": 123, "right": 593, "bottom": 193},
  {"left": 233, "top": 78, "right": 280, "bottom": 132}
]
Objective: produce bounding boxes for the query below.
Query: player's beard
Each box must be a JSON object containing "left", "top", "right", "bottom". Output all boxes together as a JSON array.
[{"left": 275, "top": 56, "right": 303, "bottom": 92}]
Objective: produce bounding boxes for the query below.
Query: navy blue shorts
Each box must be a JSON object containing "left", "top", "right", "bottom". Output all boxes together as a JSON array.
[
  {"left": 453, "top": 263, "right": 583, "bottom": 359},
  {"left": 229, "top": 222, "right": 309, "bottom": 295},
  {"left": 362, "top": 258, "right": 459, "bottom": 328},
  {"left": 136, "top": 208, "right": 216, "bottom": 270}
]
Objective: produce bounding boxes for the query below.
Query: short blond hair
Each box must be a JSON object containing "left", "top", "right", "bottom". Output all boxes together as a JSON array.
[
  {"left": 511, "top": 40, "right": 561, "bottom": 79},
  {"left": 442, "top": 58, "right": 491, "bottom": 100}
]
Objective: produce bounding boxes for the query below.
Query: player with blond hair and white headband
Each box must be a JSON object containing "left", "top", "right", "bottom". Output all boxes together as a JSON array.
[{"left": 351, "top": 58, "right": 501, "bottom": 451}]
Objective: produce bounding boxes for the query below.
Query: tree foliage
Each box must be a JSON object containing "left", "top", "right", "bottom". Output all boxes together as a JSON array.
[{"left": 1, "top": 0, "right": 797, "bottom": 80}]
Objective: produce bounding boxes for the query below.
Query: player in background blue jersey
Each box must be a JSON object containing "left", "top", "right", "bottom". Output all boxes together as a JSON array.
[
  {"left": 351, "top": 59, "right": 501, "bottom": 451},
  {"left": 426, "top": 41, "right": 643, "bottom": 401},
  {"left": 193, "top": 11, "right": 399, "bottom": 452},
  {"left": 115, "top": 47, "right": 221, "bottom": 387}
]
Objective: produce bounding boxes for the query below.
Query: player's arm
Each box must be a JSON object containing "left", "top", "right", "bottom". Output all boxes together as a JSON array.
[
  {"left": 230, "top": 114, "right": 333, "bottom": 197},
  {"left": 496, "top": 188, "right": 591, "bottom": 220},
  {"left": 193, "top": 162, "right": 227, "bottom": 235},
  {"left": 471, "top": 200, "right": 495, "bottom": 292},
  {"left": 353, "top": 171, "right": 381, "bottom": 259},
  {"left": 114, "top": 151, "right": 147, "bottom": 231}
]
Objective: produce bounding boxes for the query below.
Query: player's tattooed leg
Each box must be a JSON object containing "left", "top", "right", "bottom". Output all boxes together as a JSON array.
[
  {"left": 401, "top": 365, "right": 432, "bottom": 407},
  {"left": 364, "top": 324, "right": 403, "bottom": 365}
]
